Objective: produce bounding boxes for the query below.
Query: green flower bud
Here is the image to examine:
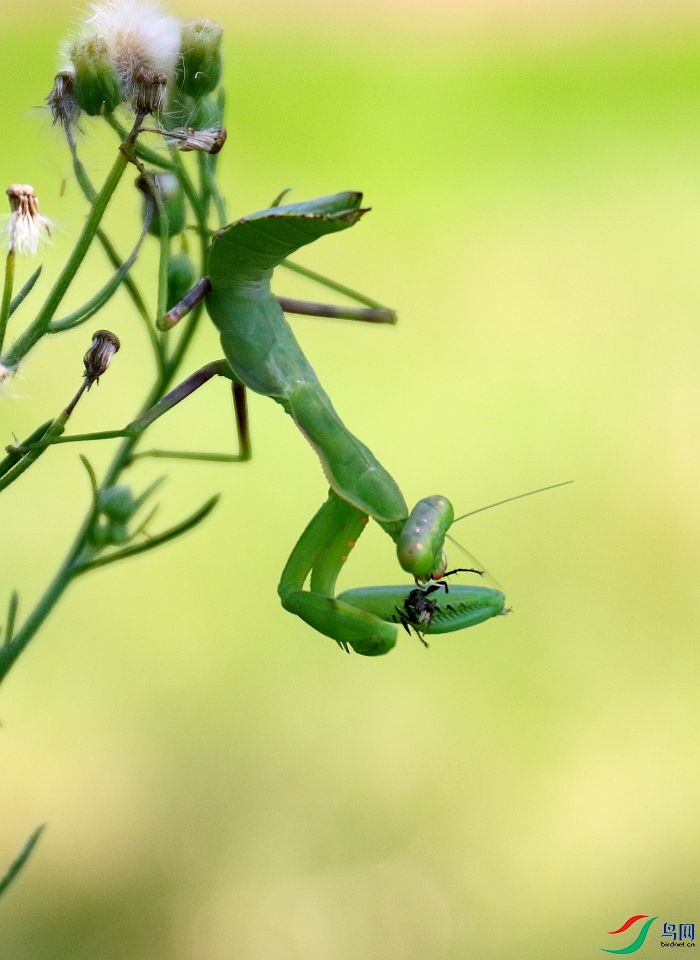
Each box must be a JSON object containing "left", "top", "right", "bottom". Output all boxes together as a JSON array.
[
  {"left": 108, "top": 521, "right": 130, "bottom": 546},
  {"left": 136, "top": 172, "right": 185, "bottom": 237},
  {"left": 167, "top": 252, "right": 196, "bottom": 311},
  {"left": 176, "top": 19, "right": 223, "bottom": 99},
  {"left": 70, "top": 36, "right": 122, "bottom": 116},
  {"left": 99, "top": 485, "right": 137, "bottom": 523},
  {"left": 89, "top": 521, "right": 110, "bottom": 549}
]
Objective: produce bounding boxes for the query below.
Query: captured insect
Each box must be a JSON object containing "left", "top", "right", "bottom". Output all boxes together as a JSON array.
[{"left": 394, "top": 567, "right": 484, "bottom": 645}]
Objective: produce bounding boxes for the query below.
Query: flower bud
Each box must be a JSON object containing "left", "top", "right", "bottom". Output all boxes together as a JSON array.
[
  {"left": 89, "top": 521, "right": 110, "bottom": 549},
  {"left": 99, "top": 485, "right": 137, "bottom": 523},
  {"left": 69, "top": 36, "right": 122, "bottom": 115},
  {"left": 166, "top": 251, "right": 195, "bottom": 310},
  {"left": 83, "top": 329, "right": 120, "bottom": 386},
  {"left": 136, "top": 172, "right": 185, "bottom": 237},
  {"left": 108, "top": 520, "right": 131, "bottom": 545},
  {"left": 176, "top": 19, "right": 223, "bottom": 99}
]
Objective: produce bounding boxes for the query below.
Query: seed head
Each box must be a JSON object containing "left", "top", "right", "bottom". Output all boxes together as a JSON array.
[
  {"left": 5, "top": 184, "right": 52, "bottom": 256},
  {"left": 83, "top": 0, "right": 181, "bottom": 112},
  {"left": 130, "top": 66, "right": 169, "bottom": 115},
  {"left": 83, "top": 329, "right": 120, "bottom": 386}
]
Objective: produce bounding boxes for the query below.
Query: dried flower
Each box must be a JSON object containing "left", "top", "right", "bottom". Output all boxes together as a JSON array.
[
  {"left": 166, "top": 126, "right": 227, "bottom": 154},
  {"left": 46, "top": 71, "right": 81, "bottom": 130},
  {"left": 83, "top": 329, "right": 120, "bottom": 386},
  {"left": 130, "top": 66, "right": 168, "bottom": 115},
  {"left": 5, "top": 185, "right": 52, "bottom": 256}
]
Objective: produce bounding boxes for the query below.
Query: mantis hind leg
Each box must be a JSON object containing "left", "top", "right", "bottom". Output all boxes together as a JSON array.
[{"left": 278, "top": 491, "right": 397, "bottom": 656}]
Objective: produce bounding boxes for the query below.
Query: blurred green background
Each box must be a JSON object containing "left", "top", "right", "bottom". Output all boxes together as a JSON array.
[{"left": 1, "top": 1, "right": 699, "bottom": 957}]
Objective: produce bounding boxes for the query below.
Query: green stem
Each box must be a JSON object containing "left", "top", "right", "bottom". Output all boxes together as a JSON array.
[
  {"left": 0, "top": 548, "right": 79, "bottom": 683},
  {"left": 67, "top": 129, "right": 161, "bottom": 367},
  {"left": 1, "top": 146, "right": 131, "bottom": 368},
  {"left": 105, "top": 114, "right": 176, "bottom": 171},
  {"left": 170, "top": 150, "right": 206, "bottom": 226},
  {"left": 0, "top": 825, "right": 45, "bottom": 898},
  {"left": 0, "top": 418, "right": 66, "bottom": 494},
  {"left": 0, "top": 250, "right": 16, "bottom": 355},
  {"left": 1, "top": 141, "right": 212, "bottom": 686}
]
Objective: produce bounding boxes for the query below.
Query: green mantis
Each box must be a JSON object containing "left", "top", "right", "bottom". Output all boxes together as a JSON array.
[
  {"left": 9, "top": 190, "right": 506, "bottom": 655},
  {"left": 179, "top": 190, "right": 506, "bottom": 655}
]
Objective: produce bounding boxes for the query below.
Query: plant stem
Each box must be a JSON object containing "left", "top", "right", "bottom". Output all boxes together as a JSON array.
[
  {"left": 0, "top": 250, "right": 16, "bottom": 355},
  {"left": 0, "top": 148, "right": 212, "bottom": 687}
]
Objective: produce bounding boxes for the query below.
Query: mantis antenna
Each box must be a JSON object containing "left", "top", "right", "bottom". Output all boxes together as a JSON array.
[
  {"left": 446, "top": 480, "right": 575, "bottom": 585},
  {"left": 452, "top": 480, "right": 574, "bottom": 524}
]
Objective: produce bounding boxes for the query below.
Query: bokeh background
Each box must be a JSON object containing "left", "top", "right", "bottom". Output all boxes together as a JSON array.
[{"left": 1, "top": 0, "right": 699, "bottom": 957}]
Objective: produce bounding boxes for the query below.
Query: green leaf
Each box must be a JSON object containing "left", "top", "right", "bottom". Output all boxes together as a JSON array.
[
  {"left": 0, "top": 825, "right": 45, "bottom": 900},
  {"left": 49, "top": 209, "right": 152, "bottom": 333},
  {"left": 9, "top": 266, "right": 42, "bottom": 317},
  {"left": 2, "top": 591, "right": 19, "bottom": 647},
  {"left": 73, "top": 495, "right": 220, "bottom": 574}
]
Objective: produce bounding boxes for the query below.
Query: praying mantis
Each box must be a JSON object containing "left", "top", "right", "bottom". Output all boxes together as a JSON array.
[
  {"left": 162, "top": 190, "right": 506, "bottom": 655},
  {"left": 9, "top": 190, "right": 507, "bottom": 654}
]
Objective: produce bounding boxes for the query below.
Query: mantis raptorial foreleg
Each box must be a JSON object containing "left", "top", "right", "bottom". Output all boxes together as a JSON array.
[{"left": 278, "top": 490, "right": 505, "bottom": 656}]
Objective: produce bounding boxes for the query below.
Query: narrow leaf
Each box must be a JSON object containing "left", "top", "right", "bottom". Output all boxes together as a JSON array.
[
  {"left": 9, "top": 266, "right": 42, "bottom": 316},
  {"left": 49, "top": 209, "right": 152, "bottom": 333},
  {"left": 0, "top": 824, "right": 45, "bottom": 899},
  {"left": 74, "top": 495, "right": 220, "bottom": 574},
  {"left": 3, "top": 591, "right": 19, "bottom": 647},
  {"left": 0, "top": 419, "right": 52, "bottom": 481}
]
